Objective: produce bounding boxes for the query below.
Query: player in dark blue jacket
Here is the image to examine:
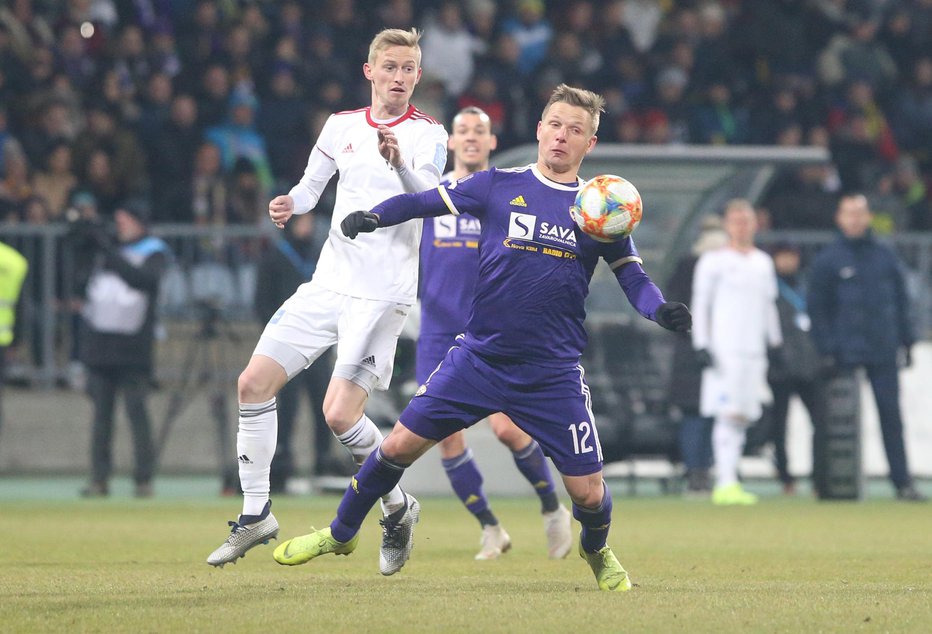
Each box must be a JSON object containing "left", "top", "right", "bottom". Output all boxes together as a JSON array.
[{"left": 273, "top": 84, "right": 692, "bottom": 591}]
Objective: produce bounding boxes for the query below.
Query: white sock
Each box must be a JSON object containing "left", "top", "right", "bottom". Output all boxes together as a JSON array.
[
  {"left": 238, "top": 398, "right": 278, "bottom": 517},
  {"left": 336, "top": 414, "right": 406, "bottom": 515},
  {"left": 712, "top": 415, "right": 746, "bottom": 488}
]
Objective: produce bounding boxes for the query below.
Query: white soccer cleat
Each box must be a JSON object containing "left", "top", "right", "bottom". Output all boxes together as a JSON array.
[
  {"left": 543, "top": 504, "right": 573, "bottom": 559},
  {"left": 475, "top": 524, "right": 512, "bottom": 560},
  {"left": 207, "top": 501, "right": 279, "bottom": 567},
  {"left": 379, "top": 494, "right": 420, "bottom": 576}
]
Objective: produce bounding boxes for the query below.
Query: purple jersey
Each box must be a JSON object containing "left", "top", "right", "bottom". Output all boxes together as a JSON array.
[
  {"left": 418, "top": 175, "right": 481, "bottom": 337},
  {"left": 375, "top": 164, "right": 665, "bottom": 367}
]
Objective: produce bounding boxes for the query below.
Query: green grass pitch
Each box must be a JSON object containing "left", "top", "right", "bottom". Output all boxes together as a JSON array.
[{"left": 1, "top": 483, "right": 930, "bottom": 633}]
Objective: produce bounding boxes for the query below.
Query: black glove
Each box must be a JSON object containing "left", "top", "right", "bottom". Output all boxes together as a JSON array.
[
  {"left": 900, "top": 345, "right": 913, "bottom": 368},
  {"left": 340, "top": 210, "right": 379, "bottom": 239},
  {"left": 655, "top": 301, "right": 692, "bottom": 332},
  {"left": 694, "top": 348, "right": 713, "bottom": 369}
]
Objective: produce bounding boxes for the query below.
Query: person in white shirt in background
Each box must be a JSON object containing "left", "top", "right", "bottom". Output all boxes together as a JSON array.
[
  {"left": 691, "top": 199, "right": 782, "bottom": 505},
  {"left": 208, "top": 28, "right": 448, "bottom": 575}
]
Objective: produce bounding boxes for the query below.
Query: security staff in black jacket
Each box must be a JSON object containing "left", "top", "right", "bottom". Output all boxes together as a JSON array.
[
  {"left": 808, "top": 194, "right": 926, "bottom": 501},
  {"left": 254, "top": 213, "right": 340, "bottom": 491},
  {"left": 767, "top": 242, "right": 826, "bottom": 496},
  {"left": 79, "top": 200, "right": 169, "bottom": 498}
]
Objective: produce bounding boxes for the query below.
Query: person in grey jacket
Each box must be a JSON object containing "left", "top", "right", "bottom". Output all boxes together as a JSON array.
[{"left": 807, "top": 194, "right": 925, "bottom": 501}]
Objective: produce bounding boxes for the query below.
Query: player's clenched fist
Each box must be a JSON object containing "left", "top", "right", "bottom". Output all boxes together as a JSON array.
[
  {"left": 655, "top": 301, "right": 692, "bottom": 332},
  {"left": 268, "top": 195, "right": 294, "bottom": 228},
  {"left": 341, "top": 211, "right": 380, "bottom": 239}
]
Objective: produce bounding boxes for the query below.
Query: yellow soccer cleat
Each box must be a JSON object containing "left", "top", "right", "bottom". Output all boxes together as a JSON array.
[
  {"left": 273, "top": 527, "right": 359, "bottom": 566},
  {"left": 712, "top": 483, "right": 759, "bottom": 506},
  {"left": 579, "top": 542, "right": 632, "bottom": 592}
]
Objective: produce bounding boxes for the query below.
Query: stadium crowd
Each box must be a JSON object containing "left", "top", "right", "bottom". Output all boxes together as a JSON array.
[{"left": 0, "top": 0, "right": 930, "bottom": 230}]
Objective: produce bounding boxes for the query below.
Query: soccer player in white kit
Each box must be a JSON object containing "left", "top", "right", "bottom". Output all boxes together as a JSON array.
[
  {"left": 207, "top": 28, "right": 448, "bottom": 574},
  {"left": 691, "top": 200, "right": 782, "bottom": 505}
]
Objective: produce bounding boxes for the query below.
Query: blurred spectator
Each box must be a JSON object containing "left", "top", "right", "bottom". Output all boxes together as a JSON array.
[
  {"left": 0, "top": 0, "right": 54, "bottom": 64},
  {"left": 30, "top": 140, "right": 77, "bottom": 220},
  {"left": 889, "top": 56, "right": 932, "bottom": 158},
  {"left": 55, "top": 21, "right": 97, "bottom": 92},
  {"left": 762, "top": 163, "right": 841, "bottom": 230},
  {"left": 420, "top": 1, "right": 479, "bottom": 99},
  {"left": 692, "top": 2, "right": 739, "bottom": 90},
  {"left": 76, "top": 148, "right": 120, "bottom": 215},
  {"left": 147, "top": 93, "right": 201, "bottom": 223},
  {"left": 148, "top": 21, "right": 181, "bottom": 79},
  {"left": 257, "top": 67, "right": 307, "bottom": 186},
  {"left": 817, "top": 11, "right": 898, "bottom": 93},
  {"left": 535, "top": 31, "right": 602, "bottom": 87},
  {"left": 807, "top": 194, "right": 926, "bottom": 502},
  {"left": 619, "top": 0, "right": 663, "bottom": 54},
  {"left": 135, "top": 71, "right": 174, "bottom": 146},
  {"left": 219, "top": 22, "right": 260, "bottom": 93},
  {"left": 194, "top": 62, "right": 231, "bottom": 129},
  {"left": 666, "top": 215, "right": 727, "bottom": 494},
  {"left": 176, "top": 0, "right": 224, "bottom": 68},
  {"left": 0, "top": 148, "right": 32, "bottom": 213},
  {"left": 650, "top": 66, "right": 691, "bottom": 143},
  {"left": 766, "top": 242, "right": 826, "bottom": 496},
  {"left": 690, "top": 81, "right": 749, "bottom": 145},
  {"left": 0, "top": 105, "right": 23, "bottom": 174},
  {"left": 190, "top": 141, "right": 228, "bottom": 226},
  {"left": 204, "top": 90, "right": 273, "bottom": 191},
  {"left": 19, "top": 99, "right": 77, "bottom": 170},
  {"left": 226, "top": 157, "right": 265, "bottom": 226},
  {"left": 501, "top": 0, "right": 553, "bottom": 77},
  {"left": 71, "top": 100, "right": 148, "bottom": 203}
]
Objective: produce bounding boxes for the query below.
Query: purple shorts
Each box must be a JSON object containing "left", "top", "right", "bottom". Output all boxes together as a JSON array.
[
  {"left": 400, "top": 344, "right": 603, "bottom": 476},
  {"left": 415, "top": 332, "right": 460, "bottom": 385}
]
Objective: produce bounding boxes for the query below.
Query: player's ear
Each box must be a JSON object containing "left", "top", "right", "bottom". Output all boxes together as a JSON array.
[
  {"left": 535, "top": 121, "right": 542, "bottom": 141},
  {"left": 586, "top": 135, "right": 598, "bottom": 154},
  {"left": 490, "top": 134, "right": 498, "bottom": 151},
  {"left": 414, "top": 66, "right": 422, "bottom": 85},
  {"left": 363, "top": 62, "right": 373, "bottom": 81}
]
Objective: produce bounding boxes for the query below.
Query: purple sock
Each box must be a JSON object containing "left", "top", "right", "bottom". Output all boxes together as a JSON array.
[
  {"left": 442, "top": 448, "right": 496, "bottom": 525},
  {"left": 330, "top": 448, "right": 405, "bottom": 543},
  {"left": 513, "top": 440, "right": 559, "bottom": 512},
  {"left": 573, "top": 484, "right": 613, "bottom": 553}
]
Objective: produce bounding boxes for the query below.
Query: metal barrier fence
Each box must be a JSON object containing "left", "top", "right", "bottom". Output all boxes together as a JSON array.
[{"left": 1, "top": 224, "right": 930, "bottom": 390}]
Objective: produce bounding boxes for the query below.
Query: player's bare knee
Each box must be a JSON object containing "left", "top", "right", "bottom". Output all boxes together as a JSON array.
[
  {"left": 237, "top": 367, "right": 275, "bottom": 403},
  {"left": 439, "top": 431, "right": 467, "bottom": 458},
  {"left": 381, "top": 424, "right": 435, "bottom": 465}
]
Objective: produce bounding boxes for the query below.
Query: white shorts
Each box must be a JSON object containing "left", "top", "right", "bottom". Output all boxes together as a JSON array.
[
  {"left": 699, "top": 353, "right": 771, "bottom": 421},
  {"left": 253, "top": 282, "right": 410, "bottom": 393}
]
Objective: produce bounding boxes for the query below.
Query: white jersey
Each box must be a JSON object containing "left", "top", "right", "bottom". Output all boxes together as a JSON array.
[
  {"left": 691, "top": 246, "right": 782, "bottom": 356},
  {"left": 289, "top": 105, "right": 448, "bottom": 304}
]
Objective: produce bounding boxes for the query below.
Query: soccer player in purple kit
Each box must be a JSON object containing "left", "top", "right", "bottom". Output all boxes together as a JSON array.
[
  {"left": 421, "top": 106, "right": 572, "bottom": 561},
  {"left": 273, "top": 84, "right": 692, "bottom": 591}
]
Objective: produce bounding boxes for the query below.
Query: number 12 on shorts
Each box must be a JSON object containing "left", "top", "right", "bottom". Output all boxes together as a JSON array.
[{"left": 568, "top": 421, "right": 594, "bottom": 454}]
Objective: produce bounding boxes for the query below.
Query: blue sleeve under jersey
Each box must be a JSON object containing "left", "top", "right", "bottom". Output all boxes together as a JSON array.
[{"left": 598, "top": 237, "right": 665, "bottom": 320}]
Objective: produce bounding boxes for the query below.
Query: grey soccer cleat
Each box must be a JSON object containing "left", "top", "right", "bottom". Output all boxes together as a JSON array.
[
  {"left": 207, "top": 501, "right": 279, "bottom": 567},
  {"left": 378, "top": 494, "right": 420, "bottom": 576}
]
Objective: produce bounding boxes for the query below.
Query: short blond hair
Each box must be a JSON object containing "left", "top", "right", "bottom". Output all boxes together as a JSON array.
[
  {"left": 368, "top": 28, "right": 422, "bottom": 66},
  {"left": 542, "top": 84, "right": 606, "bottom": 135},
  {"left": 723, "top": 198, "right": 754, "bottom": 217}
]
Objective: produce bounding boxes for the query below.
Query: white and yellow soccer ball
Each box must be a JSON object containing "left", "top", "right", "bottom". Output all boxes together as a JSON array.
[{"left": 570, "top": 174, "right": 643, "bottom": 242}]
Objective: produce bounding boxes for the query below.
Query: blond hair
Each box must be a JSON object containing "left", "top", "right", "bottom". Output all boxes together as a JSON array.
[
  {"left": 368, "top": 28, "right": 422, "bottom": 66},
  {"left": 542, "top": 84, "right": 606, "bottom": 134},
  {"left": 723, "top": 198, "right": 755, "bottom": 217}
]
